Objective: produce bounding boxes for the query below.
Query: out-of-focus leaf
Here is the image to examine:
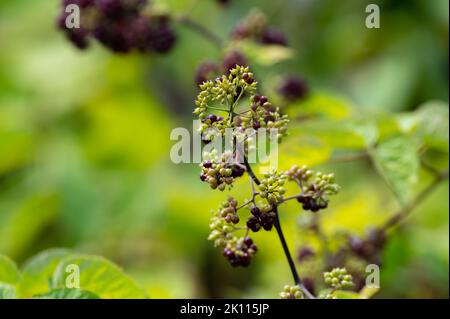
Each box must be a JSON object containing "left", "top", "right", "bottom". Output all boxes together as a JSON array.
[
  {"left": 371, "top": 135, "right": 419, "bottom": 206},
  {"left": 238, "top": 41, "right": 294, "bottom": 66},
  {"left": 288, "top": 92, "right": 352, "bottom": 119},
  {"left": 0, "top": 194, "right": 59, "bottom": 258},
  {"left": 0, "top": 282, "right": 16, "bottom": 299},
  {"left": 359, "top": 286, "right": 380, "bottom": 299},
  {"left": 52, "top": 255, "right": 147, "bottom": 299},
  {"left": 289, "top": 120, "right": 367, "bottom": 150},
  {"left": 19, "top": 249, "right": 71, "bottom": 298},
  {"left": 334, "top": 290, "right": 361, "bottom": 299},
  {"left": 0, "top": 255, "right": 20, "bottom": 285},
  {"left": 414, "top": 101, "right": 449, "bottom": 152},
  {"left": 33, "top": 288, "right": 99, "bottom": 299}
]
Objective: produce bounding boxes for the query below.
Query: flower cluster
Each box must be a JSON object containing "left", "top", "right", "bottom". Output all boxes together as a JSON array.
[
  {"left": 280, "top": 285, "right": 304, "bottom": 299},
  {"left": 194, "top": 65, "right": 257, "bottom": 125},
  {"left": 237, "top": 95, "right": 289, "bottom": 141},
  {"left": 323, "top": 268, "right": 354, "bottom": 290},
  {"left": 258, "top": 170, "right": 287, "bottom": 204},
  {"left": 208, "top": 197, "right": 240, "bottom": 247},
  {"left": 57, "top": 0, "right": 176, "bottom": 53},
  {"left": 231, "top": 9, "right": 288, "bottom": 46},
  {"left": 200, "top": 151, "right": 245, "bottom": 191},
  {"left": 208, "top": 197, "right": 257, "bottom": 267},
  {"left": 287, "top": 165, "right": 340, "bottom": 212}
]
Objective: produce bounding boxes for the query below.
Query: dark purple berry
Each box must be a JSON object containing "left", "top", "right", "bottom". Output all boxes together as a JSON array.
[
  {"left": 223, "top": 51, "right": 247, "bottom": 74},
  {"left": 278, "top": 76, "right": 308, "bottom": 101},
  {"left": 260, "top": 27, "right": 288, "bottom": 46},
  {"left": 298, "top": 247, "right": 315, "bottom": 263},
  {"left": 195, "top": 61, "right": 219, "bottom": 85},
  {"left": 250, "top": 206, "right": 261, "bottom": 217}
]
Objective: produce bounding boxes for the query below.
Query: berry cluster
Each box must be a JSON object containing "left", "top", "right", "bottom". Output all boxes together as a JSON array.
[
  {"left": 57, "top": 0, "right": 176, "bottom": 53},
  {"left": 223, "top": 237, "right": 257, "bottom": 267},
  {"left": 200, "top": 151, "right": 246, "bottom": 191},
  {"left": 208, "top": 197, "right": 240, "bottom": 247},
  {"left": 323, "top": 268, "right": 354, "bottom": 290},
  {"left": 287, "top": 165, "right": 340, "bottom": 212},
  {"left": 194, "top": 65, "right": 257, "bottom": 129},
  {"left": 278, "top": 76, "right": 309, "bottom": 101},
  {"left": 258, "top": 170, "right": 287, "bottom": 204},
  {"left": 280, "top": 285, "right": 304, "bottom": 299},
  {"left": 247, "top": 204, "right": 276, "bottom": 232},
  {"left": 348, "top": 228, "right": 386, "bottom": 265},
  {"left": 231, "top": 9, "right": 288, "bottom": 46}
]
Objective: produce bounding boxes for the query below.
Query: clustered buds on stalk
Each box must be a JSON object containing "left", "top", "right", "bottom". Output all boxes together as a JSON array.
[
  {"left": 280, "top": 285, "right": 304, "bottom": 299},
  {"left": 230, "top": 9, "right": 288, "bottom": 46},
  {"left": 57, "top": 0, "right": 176, "bottom": 53},
  {"left": 324, "top": 268, "right": 354, "bottom": 290},
  {"left": 197, "top": 66, "right": 340, "bottom": 268},
  {"left": 287, "top": 165, "right": 340, "bottom": 212}
]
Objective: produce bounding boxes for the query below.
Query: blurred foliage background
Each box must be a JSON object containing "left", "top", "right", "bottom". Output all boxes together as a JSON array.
[{"left": 0, "top": 0, "right": 448, "bottom": 298}]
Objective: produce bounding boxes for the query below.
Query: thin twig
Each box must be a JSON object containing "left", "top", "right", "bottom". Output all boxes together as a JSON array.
[
  {"left": 243, "top": 156, "right": 315, "bottom": 298},
  {"left": 381, "top": 169, "right": 449, "bottom": 232},
  {"left": 177, "top": 16, "right": 223, "bottom": 48}
]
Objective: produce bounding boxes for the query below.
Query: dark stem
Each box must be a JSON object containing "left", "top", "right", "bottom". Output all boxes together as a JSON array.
[
  {"left": 177, "top": 17, "right": 223, "bottom": 48},
  {"left": 243, "top": 156, "right": 260, "bottom": 185},
  {"left": 243, "top": 156, "right": 315, "bottom": 298}
]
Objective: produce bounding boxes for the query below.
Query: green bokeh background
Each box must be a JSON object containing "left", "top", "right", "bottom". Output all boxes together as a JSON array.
[{"left": 0, "top": 0, "right": 448, "bottom": 298}]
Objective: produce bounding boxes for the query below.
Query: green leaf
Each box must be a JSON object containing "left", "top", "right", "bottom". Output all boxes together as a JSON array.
[
  {"left": 287, "top": 92, "right": 353, "bottom": 120},
  {"left": 52, "top": 255, "right": 148, "bottom": 299},
  {"left": 239, "top": 41, "right": 294, "bottom": 66},
  {"left": 414, "top": 101, "right": 449, "bottom": 152},
  {"left": 359, "top": 286, "right": 380, "bottom": 299},
  {"left": 0, "top": 255, "right": 20, "bottom": 285},
  {"left": 19, "top": 248, "right": 71, "bottom": 298},
  {"left": 334, "top": 290, "right": 361, "bottom": 299},
  {"left": 371, "top": 135, "right": 419, "bottom": 206},
  {"left": 33, "top": 288, "right": 99, "bottom": 299},
  {"left": 0, "top": 282, "right": 16, "bottom": 299}
]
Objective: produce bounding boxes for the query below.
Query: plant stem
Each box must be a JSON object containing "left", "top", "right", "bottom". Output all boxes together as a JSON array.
[
  {"left": 381, "top": 169, "right": 449, "bottom": 232},
  {"left": 243, "top": 156, "right": 315, "bottom": 298},
  {"left": 177, "top": 16, "right": 223, "bottom": 48}
]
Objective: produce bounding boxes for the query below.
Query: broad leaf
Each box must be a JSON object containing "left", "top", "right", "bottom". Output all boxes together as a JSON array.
[
  {"left": 371, "top": 135, "right": 419, "bottom": 206},
  {"left": 52, "top": 255, "right": 148, "bottom": 299},
  {"left": 0, "top": 282, "right": 16, "bottom": 299},
  {"left": 0, "top": 255, "right": 20, "bottom": 285},
  {"left": 414, "top": 101, "right": 449, "bottom": 152},
  {"left": 33, "top": 288, "right": 99, "bottom": 299},
  {"left": 19, "top": 248, "right": 71, "bottom": 298}
]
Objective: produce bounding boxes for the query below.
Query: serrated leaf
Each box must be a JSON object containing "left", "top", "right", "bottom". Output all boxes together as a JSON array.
[
  {"left": 0, "top": 282, "right": 16, "bottom": 299},
  {"left": 0, "top": 255, "right": 20, "bottom": 285},
  {"left": 371, "top": 135, "right": 419, "bottom": 206},
  {"left": 52, "top": 255, "right": 147, "bottom": 299},
  {"left": 33, "top": 288, "right": 99, "bottom": 299},
  {"left": 19, "top": 248, "right": 71, "bottom": 298}
]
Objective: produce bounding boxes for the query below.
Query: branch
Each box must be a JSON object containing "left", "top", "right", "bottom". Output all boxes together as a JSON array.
[
  {"left": 243, "top": 156, "right": 315, "bottom": 298},
  {"left": 177, "top": 16, "right": 223, "bottom": 48},
  {"left": 381, "top": 169, "right": 449, "bottom": 232}
]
